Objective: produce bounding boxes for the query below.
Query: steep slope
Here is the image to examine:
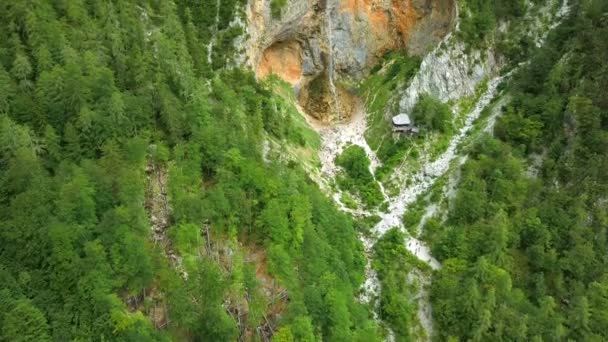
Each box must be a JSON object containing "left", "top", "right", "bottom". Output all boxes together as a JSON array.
[
  {"left": 0, "top": 1, "right": 381, "bottom": 341},
  {"left": 0, "top": 0, "right": 603, "bottom": 342},
  {"left": 425, "top": 2, "right": 608, "bottom": 340}
]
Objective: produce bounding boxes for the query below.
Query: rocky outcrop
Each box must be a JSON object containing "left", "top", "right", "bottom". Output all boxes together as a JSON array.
[
  {"left": 244, "top": 0, "right": 455, "bottom": 121},
  {"left": 398, "top": 40, "right": 501, "bottom": 114},
  {"left": 334, "top": 0, "right": 454, "bottom": 76},
  {"left": 247, "top": 0, "right": 454, "bottom": 80},
  {"left": 298, "top": 72, "right": 357, "bottom": 123},
  {"left": 256, "top": 40, "right": 303, "bottom": 85},
  {"left": 396, "top": 0, "right": 566, "bottom": 116}
]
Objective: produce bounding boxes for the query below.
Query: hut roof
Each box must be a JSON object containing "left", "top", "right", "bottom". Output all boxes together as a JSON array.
[{"left": 392, "top": 114, "right": 411, "bottom": 126}]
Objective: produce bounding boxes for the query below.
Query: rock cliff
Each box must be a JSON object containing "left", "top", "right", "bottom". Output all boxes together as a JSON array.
[
  {"left": 398, "top": 40, "right": 500, "bottom": 115},
  {"left": 244, "top": 0, "right": 455, "bottom": 121}
]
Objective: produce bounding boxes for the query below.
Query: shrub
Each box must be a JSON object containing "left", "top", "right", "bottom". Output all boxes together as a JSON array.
[
  {"left": 335, "top": 145, "right": 384, "bottom": 208},
  {"left": 270, "top": 0, "right": 287, "bottom": 18},
  {"left": 412, "top": 94, "right": 453, "bottom": 133}
]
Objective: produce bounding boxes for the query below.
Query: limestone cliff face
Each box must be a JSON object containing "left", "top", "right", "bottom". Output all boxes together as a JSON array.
[
  {"left": 396, "top": 0, "right": 567, "bottom": 117},
  {"left": 247, "top": 0, "right": 454, "bottom": 80},
  {"left": 334, "top": 0, "right": 454, "bottom": 76},
  {"left": 244, "top": 0, "right": 454, "bottom": 121},
  {"left": 398, "top": 41, "right": 500, "bottom": 115}
]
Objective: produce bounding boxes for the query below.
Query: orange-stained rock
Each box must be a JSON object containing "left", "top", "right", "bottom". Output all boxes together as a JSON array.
[
  {"left": 341, "top": 0, "right": 391, "bottom": 38},
  {"left": 339, "top": 0, "right": 419, "bottom": 55},
  {"left": 256, "top": 40, "right": 303, "bottom": 85},
  {"left": 244, "top": 0, "right": 455, "bottom": 122},
  {"left": 245, "top": 0, "right": 454, "bottom": 80},
  {"left": 391, "top": 0, "right": 419, "bottom": 44}
]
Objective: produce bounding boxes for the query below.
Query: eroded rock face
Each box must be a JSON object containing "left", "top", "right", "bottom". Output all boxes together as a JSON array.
[
  {"left": 245, "top": 0, "right": 320, "bottom": 83},
  {"left": 298, "top": 73, "right": 357, "bottom": 123},
  {"left": 248, "top": 0, "right": 454, "bottom": 79},
  {"left": 256, "top": 40, "right": 303, "bottom": 85},
  {"left": 398, "top": 41, "right": 501, "bottom": 115},
  {"left": 245, "top": 0, "right": 455, "bottom": 121},
  {"left": 334, "top": 0, "right": 453, "bottom": 76}
]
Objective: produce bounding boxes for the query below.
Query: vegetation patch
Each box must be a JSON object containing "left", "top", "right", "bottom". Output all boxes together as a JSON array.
[
  {"left": 270, "top": 0, "right": 287, "bottom": 18},
  {"left": 373, "top": 228, "right": 432, "bottom": 341},
  {"left": 458, "top": 0, "right": 529, "bottom": 48},
  {"left": 335, "top": 145, "right": 385, "bottom": 208},
  {"left": 354, "top": 215, "right": 382, "bottom": 235},
  {"left": 412, "top": 94, "right": 454, "bottom": 133},
  {"left": 0, "top": 2, "right": 381, "bottom": 341}
]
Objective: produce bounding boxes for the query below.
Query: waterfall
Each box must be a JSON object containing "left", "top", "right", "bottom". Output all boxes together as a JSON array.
[{"left": 326, "top": 5, "right": 342, "bottom": 121}]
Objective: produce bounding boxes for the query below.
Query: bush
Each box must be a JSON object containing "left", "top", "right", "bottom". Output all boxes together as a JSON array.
[
  {"left": 412, "top": 94, "right": 453, "bottom": 133},
  {"left": 270, "top": 0, "right": 287, "bottom": 18},
  {"left": 335, "top": 145, "right": 384, "bottom": 208},
  {"left": 336, "top": 145, "right": 374, "bottom": 184},
  {"left": 458, "top": 0, "right": 527, "bottom": 47}
]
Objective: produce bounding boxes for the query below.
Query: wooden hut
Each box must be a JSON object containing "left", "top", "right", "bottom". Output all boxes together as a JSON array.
[
  {"left": 392, "top": 114, "right": 412, "bottom": 132},
  {"left": 392, "top": 114, "right": 420, "bottom": 135}
]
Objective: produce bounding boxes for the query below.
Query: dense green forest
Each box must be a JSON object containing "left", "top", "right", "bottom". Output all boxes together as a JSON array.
[
  {"left": 429, "top": 0, "right": 608, "bottom": 340},
  {"left": 1, "top": 0, "right": 607, "bottom": 341},
  {"left": 0, "top": 1, "right": 381, "bottom": 341}
]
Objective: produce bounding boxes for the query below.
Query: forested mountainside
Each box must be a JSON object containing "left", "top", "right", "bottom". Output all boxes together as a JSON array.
[
  {"left": 0, "top": 1, "right": 606, "bottom": 342},
  {"left": 0, "top": 1, "right": 377, "bottom": 341},
  {"left": 429, "top": 2, "right": 608, "bottom": 340}
]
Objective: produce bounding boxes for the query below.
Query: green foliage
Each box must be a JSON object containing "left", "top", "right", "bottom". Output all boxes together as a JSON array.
[
  {"left": 458, "top": 0, "right": 529, "bottom": 47},
  {"left": 274, "top": 326, "right": 295, "bottom": 341},
  {"left": 373, "top": 229, "right": 430, "bottom": 340},
  {"left": 2, "top": 0, "right": 603, "bottom": 341},
  {"left": 431, "top": 3, "right": 608, "bottom": 339},
  {"left": 263, "top": 75, "right": 321, "bottom": 151},
  {"left": 169, "top": 224, "right": 201, "bottom": 256},
  {"left": 335, "top": 145, "right": 384, "bottom": 208},
  {"left": 1, "top": 299, "right": 51, "bottom": 342},
  {"left": 0, "top": 0, "right": 379, "bottom": 341},
  {"left": 412, "top": 94, "right": 453, "bottom": 133},
  {"left": 458, "top": 0, "right": 497, "bottom": 46},
  {"left": 336, "top": 146, "right": 374, "bottom": 184}
]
